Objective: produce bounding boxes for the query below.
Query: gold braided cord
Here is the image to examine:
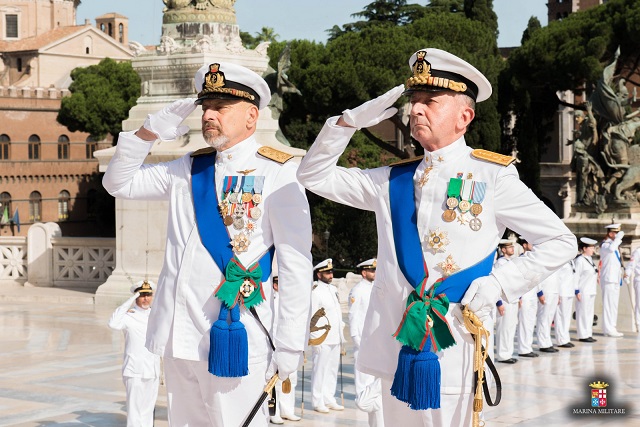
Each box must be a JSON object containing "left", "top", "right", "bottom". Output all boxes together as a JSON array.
[{"left": 406, "top": 75, "right": 468, "bottom": 94}]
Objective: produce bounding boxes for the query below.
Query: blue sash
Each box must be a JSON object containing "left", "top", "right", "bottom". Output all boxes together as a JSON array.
[{"left": 191, "top": 153, "right": 274, "bottom": 377}]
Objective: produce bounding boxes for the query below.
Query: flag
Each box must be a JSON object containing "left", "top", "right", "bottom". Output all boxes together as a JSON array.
[
  {"left": 0, "top": 207, "right": 8, "bottom": 225},
  {"left": 11, "top": 208, "right": 20, "bottom": 232}
]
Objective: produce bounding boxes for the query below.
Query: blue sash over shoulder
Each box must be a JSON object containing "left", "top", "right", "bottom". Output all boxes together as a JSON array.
[
  {"left": 192, "top": 152, "right": 274, "bottom": 377},
  {"left": 388, "top": 160, "right": 493, "bottom": 410}
]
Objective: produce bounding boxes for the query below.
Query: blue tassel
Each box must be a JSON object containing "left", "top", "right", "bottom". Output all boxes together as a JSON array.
[
  {"left": 391, "top": 345, "right": 418, "bottom": 403},
  {"left": 209, "top": 305, "right": 230, "bottom": 376},
  {"left": 409, "top": 350, "right": 441, "bottom": 410},
  {"left": 227, "top": 304, "right": 249, "bottom": 377}
]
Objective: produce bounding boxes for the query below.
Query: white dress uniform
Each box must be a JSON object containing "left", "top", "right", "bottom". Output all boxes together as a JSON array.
[
  {"left": 310, "top": 273, "right": 345, "bottom": 411},
  {"left": 624, "top": 247, "right": 640, "bottom": 329},
  {"left": 574, "top": 252, "right": 599, "bottom": 340},
  {"left": 297, "top": 122, "right": 577, "bottom": 425},
  {"left": 535, "top": 266, "right": 561, "bottom": 350},
  {"left": 600, "top": 227, "right": 624, "bottom": 336},
  {"left": 103, "top": 132, "right": 312, "bottom": 426},
  {"left": 349, "top": 271, "right": 384, "bottom": 426},
  {"left": 517, "top": 285, "right": 539, "bottom": 355},
  {"left": 108, "top": 291, "right": 160, "bottom": 427},
  {"left": 554, "top": 261, "right": 576, "bottom": 346},
  {"left": 493, "top": 255, "right": 518, "bottom": 362}
]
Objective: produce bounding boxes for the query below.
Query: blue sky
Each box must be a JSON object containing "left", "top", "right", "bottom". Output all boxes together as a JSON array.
[{"left": 76, "top": 0, "right": 548, "bottom": 48}]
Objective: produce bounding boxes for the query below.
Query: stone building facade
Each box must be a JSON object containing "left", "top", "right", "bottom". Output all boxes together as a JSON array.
[{"left": 0, "top": 0, "right": 133, "bottom": 237}]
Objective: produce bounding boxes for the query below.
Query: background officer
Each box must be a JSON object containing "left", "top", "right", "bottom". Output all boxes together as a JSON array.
[
  {"left": 574, "top": 237, "right": 599, "bottom": 343},
  {"left": 310, "top": 259, "right": 345, "bottom": 413},
  {"left": 108, "top": 280, "right": 160, "bottom": 427},
  {"left": 494, "top": 239, "right": 518, "bottom": 364},
  {"left": 600, "top": 223, "right": 625, "bottom": 337}
]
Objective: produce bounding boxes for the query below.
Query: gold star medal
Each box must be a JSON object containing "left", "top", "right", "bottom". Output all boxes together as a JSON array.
[
  {"left": 426, "top": 228, "right": 450, "bottom": 253},
  {"left": 231, "top": 233, "right": 250, "bottom": 253},
  {"left": 437, "top": 254, "right": 460, "bottom": 277}
]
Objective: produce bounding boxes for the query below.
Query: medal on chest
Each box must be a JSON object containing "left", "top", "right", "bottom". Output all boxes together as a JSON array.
[
  {"left": 442, "top": 175, "right": 486, "bottom": 231},
  {"left": 220, "top": 174, "right": 266, "bottom": 253}
]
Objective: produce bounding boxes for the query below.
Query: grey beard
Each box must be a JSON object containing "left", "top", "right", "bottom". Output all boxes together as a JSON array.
[{"left": 204, "top": 134, "right": 230, "bottom": 150}]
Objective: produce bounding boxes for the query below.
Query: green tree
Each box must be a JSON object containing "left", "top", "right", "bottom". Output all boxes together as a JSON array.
[
  {"left": 240, "top": 26, "right": 279, "bottom": 49},
  {"left": 57, "top": 58, "right": 140, "bottom": 144}
]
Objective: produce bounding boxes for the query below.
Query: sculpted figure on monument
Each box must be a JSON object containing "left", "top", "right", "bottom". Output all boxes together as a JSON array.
[
  {"left": 569, "top": 104, "right": 605, "bottom": 207},
  {"left": 163, "top": 0, "right": 236, "bottom": 11}
]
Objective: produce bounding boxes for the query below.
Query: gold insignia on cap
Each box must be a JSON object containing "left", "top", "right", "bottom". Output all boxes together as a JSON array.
[
  {"left": 471, "top": 149, "right": 515, "bottom": 166},
  {"left": 407, "top": 51, "right": 468, "bottom": 94},
  {"left": 198, "top": 63, "right": 256, "bottom": 103},
  {"left": 258, "top": 146, "right": 293, "bottom": 164},
  {"left": 372, "top": 259, "right": 377, "bottom": 268}
]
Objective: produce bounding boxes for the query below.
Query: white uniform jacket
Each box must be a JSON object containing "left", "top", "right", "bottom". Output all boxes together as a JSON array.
[
  {"left": 310, "top": 281, "right": 345, "bottom": 346},
  {"left": 600, "top": 236, "right": 623, "bottom": 284},
  {"left": 574, "top": 254, "right": 598, "bottom": 296},
  {"left": 349, "top": 279, "right": 374, "bottom": 344},
  {"left": 624, "top": 247, "right": 640, "bottom": 283},
  {"left": 557, "top": 261, "right": 576, "bottom": 298},
  {"left": 297, "top": 117, "right": 577, "bottom": 393},
  {"left": 108, "top": 295, "right": 160, "bottom": 378},
  {"left": 103, "top": 131, "right": 313, "bottom": 363}
]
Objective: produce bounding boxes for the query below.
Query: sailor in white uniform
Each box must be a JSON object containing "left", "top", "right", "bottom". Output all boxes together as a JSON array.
[
  {"left": 574, "top": 237, "right": 599, "bottom": 343},
  {"left": 624, "top": 243, "right": 640, "bottom": 331},
  {"left": 554, "top": 260, "right": 577, "bottom": 348},
  {"left": 310, "top": 259, "right": 345, "bottom": 413},
  {"left": 349, "top": 258, "right": 384, "bottom": 426},
  {"left": 600, "top": 223, "right": 625, "bottom": 337},
  {"left": 108, "top": 280, "right": 160, "bottom": 427},
  {"left": 515, "top": 237, "right": 540, "bottom": 358},
  {"left": 296, "top": 47, "right": 577, "bottom": 426},
  {"left": 494, "top": 239, "right": 518, "bottom": 364}
]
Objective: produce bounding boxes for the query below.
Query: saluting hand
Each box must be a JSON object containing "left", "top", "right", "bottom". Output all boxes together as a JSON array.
[
  {"left": 339, "top": 84, "right": 404, "bottom": 129},
  {"left": 143, "top": 98, "right": 198, "bottom": 141}
]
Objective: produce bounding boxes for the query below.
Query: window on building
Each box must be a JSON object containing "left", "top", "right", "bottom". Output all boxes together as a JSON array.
[
  {"left": 17, "top": 57, "right": 22, "bottom": 72},
  {"left": 108, "top": 23, "right": 113, "bottom": 37},
  {"left": 86, "top": 136, "right": 97, "bottom": 159},
  {"left": 28, "top": 135, "right": 41, "bottom": 160},
  {"left": 0, "top": 192, "right": 11, "bottom": 219},
  {"left": 0, "top": 134, "right": 10, "bottom": 160},
  {"left": 58, "top": 135, "right": 70, "bottom": 159},
  {"left": 119, "top": 23, "right": 124, "bottom": 43},
  {"left": 87, "top": 189, "right": 97, "bottom": 219},
  {"left": 5, "top": 14, "right": 18, "bottom": 38},
  {"left": 58, "top": 190, "right": 70, "bottom": 221},
  {"left": 100, "top": 23, "right": 105, "bottom": 32},
  {"left": 29, "top": 191, "right": 42, "bottom": 222}
]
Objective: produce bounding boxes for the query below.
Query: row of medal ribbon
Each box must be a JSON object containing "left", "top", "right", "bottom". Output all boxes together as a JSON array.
[
  {"left": 442, "top": 177, "right": 486, "bottom": 231},
  {"left": 219, "top": 175, "right": 265, "bottom": 232}
]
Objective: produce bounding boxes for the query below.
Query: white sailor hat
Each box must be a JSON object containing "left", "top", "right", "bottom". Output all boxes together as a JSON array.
[
  {"left": 194, "top": 62, "right": 271, "bottom": 110},
  {"left": 405, "top": 48, "right": 492, "bottom": 102},
  {"left": 605, "top": 223, "right": 621, "bottom": 231},
  {"left": 579, "top": 237, "right": 598, "bottom": 246},
  {"left": 498, "top": 239, "right": 514, "bottom": 246},
  {"left": 130, "top": 280, "right": 155, "bottom": 294},
  {"left": 356, "top": 258, "right": 377, "bottom": 270},
  {"left": 314, "top": 258, "right": 333, "bottom": 272}
]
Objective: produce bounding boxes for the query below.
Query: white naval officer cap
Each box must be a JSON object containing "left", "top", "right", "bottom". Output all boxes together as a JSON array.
[
  {"left": 405, "top": 48, "right": 492, "bottom": 102},
  {"left": 579, "top": 237, "right": 598, "bottom": 246},
  {"left": 314, "top": 258, "right": 333, "bottom": 272},
  {"left": 605, "top": 223, "right": 621, "bottom": 231},
  {"left": 356, "top": 258, "right": 377, "bottom": 269},
  {"left": 194, "top": 61, "right": 271, "bottom": 110},
  {"left": 498, "top": 238, "right": 515, "bottom": 246},
  {"left": 130, "top": 280, "right": 155, "bottom": 294}
]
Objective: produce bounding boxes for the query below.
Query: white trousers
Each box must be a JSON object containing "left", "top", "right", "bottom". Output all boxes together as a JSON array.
[
  {"left": 634, "top": 280, "right": 640, "bottom": 327},
  {"left": 274, "top": 370, "right": 298, "bottom": 418},
  {"left": 517, "top": 295, "right": 537, "bottom": 354},
  {"left": 311, "top": 344, "right": 340, "bottom": 408},
  {"left": 164, "top": 356, "right": 269, "bottom": 427},
  {"left": 554, "top": 296, "right": 574, "bottom": 345},
  {"left": 576, "top": 294, "right": 596, "bottom": 339},
  {"left": 381, "top": 378, "right": 473, "bottom": 427},
  {"left": 354, "top": 346, "right": 384, "bottom": 426},
  {"left": 602, "top": 281, "right": 621, "bottom": 334},
  {"left": 536, "top": 293, "right": 559, "bottom": 348},
  {"left": 123, "top": 376, "right": 159, "bottom": 427},
  {"left": 494, "top": 301, "right": 518, "bottom": 360}
]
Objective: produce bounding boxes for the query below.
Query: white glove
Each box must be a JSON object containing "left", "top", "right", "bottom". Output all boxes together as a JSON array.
[
  {"left": 616, "top": 230, "right": 625, "bottom": 240},
  {"left": 624, "top": 276, "right": 630, "bottom": 285},
  {"left": 460, "top": 275, "right": 503, "bottom": 324},
  {"left": 265, "top": 349, "right": 302, "bottom": 381},
  {"left": 143, "top": 98, "right": 197, "bottom": 140},
  {"left": 342, "top": 84, "right": 404, "bottom": 129}
]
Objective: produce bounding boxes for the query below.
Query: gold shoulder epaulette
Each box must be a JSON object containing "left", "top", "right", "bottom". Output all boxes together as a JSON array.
[
  {"left": 257, "top": 146, "right": 293, "bottom": 164},
  {"left": 312, "top": 284, "right": 318, "bottom": 291},
  {"left": 190, "top": 147, "right": 216, "bottom": 157},
  {"left": 471, "top": 149, "right": 515, "bottom": 166},
  {"left": 389, "top": 156, "right": 424, "bottom": 167}
]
